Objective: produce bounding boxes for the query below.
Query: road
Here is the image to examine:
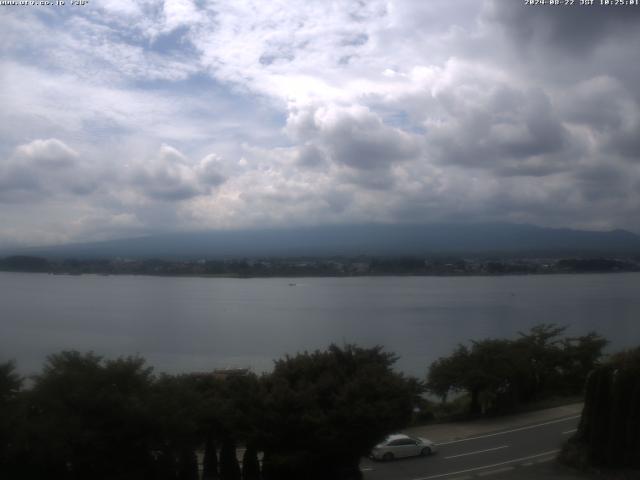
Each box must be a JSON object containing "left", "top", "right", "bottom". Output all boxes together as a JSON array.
[{"left": 361, "top": 414, "right": 580, "bottom": 480}]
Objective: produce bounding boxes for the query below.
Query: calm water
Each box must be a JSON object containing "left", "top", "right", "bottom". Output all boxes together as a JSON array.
[{"left": 1, "top": 272, "right": 639, "bottom": 377}]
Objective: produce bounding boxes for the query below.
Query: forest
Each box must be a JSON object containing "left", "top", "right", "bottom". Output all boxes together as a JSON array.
[{"left": 1, "top": 326, "right": 636, "bottom": 479}]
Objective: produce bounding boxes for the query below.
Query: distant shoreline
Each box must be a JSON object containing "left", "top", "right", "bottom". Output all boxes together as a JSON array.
[
  {"left": 2, "top": 269, "right": 639, "bottom": 280},
  {"left": 2, "top": 254, "right": 638, "bottom": 279}
]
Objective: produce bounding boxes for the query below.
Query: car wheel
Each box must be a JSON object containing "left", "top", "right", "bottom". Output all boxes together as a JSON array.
[
  {"left": 420, "top": 447, "right": 432, "bottom": 456},
  {"left": 382, "top": 452, "right": 394, "bottom": 462}
]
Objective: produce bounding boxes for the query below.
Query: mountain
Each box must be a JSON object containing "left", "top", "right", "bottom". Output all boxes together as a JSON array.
[{"left": 4, "top": 223, "right": 640, "bottom": 259}]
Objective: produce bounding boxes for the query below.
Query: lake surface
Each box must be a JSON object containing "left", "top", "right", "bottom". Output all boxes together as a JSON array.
[{"left": 1, "top": 272, "right": 639, "bottom": 377}]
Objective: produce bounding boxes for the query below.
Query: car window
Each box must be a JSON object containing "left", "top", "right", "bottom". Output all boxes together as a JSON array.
[
  {"left": 387, "top": 439, "right": 407, "bottom": 446},
  {"left": 389, "top": 438, "right": 415, "bottom": 446}
]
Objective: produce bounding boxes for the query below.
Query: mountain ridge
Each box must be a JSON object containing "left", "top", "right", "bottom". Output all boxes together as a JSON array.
[{"left": 4, "top": 222, "right": 640, "bottom": 259}]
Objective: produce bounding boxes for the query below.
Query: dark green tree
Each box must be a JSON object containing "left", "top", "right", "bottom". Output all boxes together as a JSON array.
[
  {"left": 514, "top": 324, "right": 567, "bottom": 401},
  {"left": 0, "top": 360, "right": 21, "bottom": 402},
  {"left": 202, "top": 433, "right": 219, "bottom": 480},
  {"left": 0, "top": 360, "right": 23, "bottom": 478},
  {"left": 426, "top": 345, "right": 468, "bottom": 403},
  {"left": 20, "top": 351, "right": 156, "bottom": 480},
  {"left": 259, "top": 344, "right": 419, "bottom": 480},
  {"left": 220, "top": 438, "right": 241, "bottom": 480},
  {"left": 427, "top": 340, "right": 522, "bottom": 414},
  {"left": 178, "top": 448, "right": 199, "bottom": 480},
  {"left": 427, "top": 324, "right": 606, "bottom": 415},
  {"left": 569, "top": 347, "right": 640, "bottom": 469},
  {"left": 242, "top": 444, "right": 261, "bottom": 480},
  {"left": 149, "top": 374, "right": 205, "bottom": 480},
  {"left": 559, "top": 332, "right": 608, "bottom": 393}
]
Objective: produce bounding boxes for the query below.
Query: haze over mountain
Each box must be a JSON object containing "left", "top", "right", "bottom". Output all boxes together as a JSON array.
[{"left": 7, "top": 223, "right": 640, "bottom": 260}]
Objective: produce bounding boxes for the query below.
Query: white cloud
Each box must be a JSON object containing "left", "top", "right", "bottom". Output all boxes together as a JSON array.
[
  {"left": 129, "top": 144, "right": 226, "bottom": 201},
  {"left": 0, "top": 139, "right": 97, "bottom": 203},
  {"left": 162, "top": 0, "right": 203, "bottom": 33},
  {"left": 287, "top": 104, "right": 421, "bottom": 172},
  {"left": 1, "top": 0, "right": 640, "bottom": 246}
]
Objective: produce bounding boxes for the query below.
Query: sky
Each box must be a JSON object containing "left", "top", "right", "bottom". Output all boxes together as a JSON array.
[{"left": 1, "top": 0, "right": 640, "bottom": 248}]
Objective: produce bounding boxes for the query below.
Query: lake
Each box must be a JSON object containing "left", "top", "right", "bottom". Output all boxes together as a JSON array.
[{"left": 1, "top": 272, "right": 639, "bottom": 377}]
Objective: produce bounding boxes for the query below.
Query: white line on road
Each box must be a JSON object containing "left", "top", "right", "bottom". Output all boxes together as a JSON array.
[
  {"left": 477, "top": 466, "right": 514, "bottom": 476},
  {"left": 562, "top": 428, "right": 578, "bottom": 435},
  {"left": 411, "top": 449, "right": 560, "bottom": 480},
  {"left": 535, "top": 456, "right": 556, "bottom": 464},
  {"left": 444, "top": 445, "right": 509, "bottom": 459},
  {"left": 436, "top": 415, "right": 581, "bottom": 446}
]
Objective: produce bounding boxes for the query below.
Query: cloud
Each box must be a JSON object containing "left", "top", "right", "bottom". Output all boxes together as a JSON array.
[
  {"left": 482, "top": 0, "right": 640, "bottom": 99},
  {"left": 295, "top": 144, "right": 328, "bottom": 169},
  {"left": 425, "top": 80, "right": 575, "bottom": 176},
  {"left": 129, "top": 145, "right": 226, "bottom": 201},
  {"left": 486, "top": 0, "right": 640, "bottom": 57},
  {"left": 15, "top": 138, "right": 78, "bottom": 168},
  {"left": 162, "top": 0, "right": 203, "bottom": 34},
  {"left": 1, "top": 0, "right": 640, "bottom": 246},
  {"left": 0, "top": 139, "right": 97, "bottom": 202},
  {"left": 558, "top": 76, "right": 640, "bottom": 162},
  {"left": 287, "top": 104, "right": 421, "bottom": 172}
]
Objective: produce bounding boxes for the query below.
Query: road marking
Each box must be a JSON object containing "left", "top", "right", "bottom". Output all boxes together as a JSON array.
[
  {"left": 535, "top": 456, "right": 555, "bottom": 464},
  {"left": 562, "top": 428, "right": 578, "bottom": 435},
  {"left": 361, "top": 467, "right": 375, "bottom": 471},
  {"left": 436, "top": 415, "right": 581, "bottom": 446},
  {"left": 477, "top": 466, "right": 514, "bottom": 476},
  {"left": 411, "top": 449, "right": 559, "bottom": 480},
  {"left": 444, "top": 445, "right": 509, "bottom": 459}
]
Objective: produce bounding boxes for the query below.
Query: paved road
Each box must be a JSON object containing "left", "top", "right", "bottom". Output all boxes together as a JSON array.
[{"left": 361, "top": 414, "right": 580, "bottom": 480}]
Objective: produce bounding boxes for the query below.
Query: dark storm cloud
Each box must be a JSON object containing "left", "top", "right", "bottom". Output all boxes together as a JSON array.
[
  {"left": 488, "top": 0, "right": 640, "bottom": 56},
  {"left": 574, "top": 163, "right": 631, "bottom": 202},
  {"left": 609, "top": 129, "right": 640, "bottom": 161},
  {"left": 484, "top": 0, "right": 640, "bottom": 107},
  {"left": 427, "top": 86, "right": 575, "bottom": 176},
  {"left": 559, "top": 76, "right": 627, "bottom": 131},
  {"left": 557, "top": 77, "right": 640, "bottom": 162}
]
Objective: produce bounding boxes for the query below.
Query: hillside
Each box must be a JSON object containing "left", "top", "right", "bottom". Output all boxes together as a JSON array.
[{"left": 4, "top": 223, "right": 640, "bottom": 260}]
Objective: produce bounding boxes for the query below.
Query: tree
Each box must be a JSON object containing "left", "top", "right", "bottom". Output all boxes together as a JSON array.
[
  {"left": 219, "top": 438, "right": 241, "bottom": 480},
  {"left": 514, "top": 324, "right": 567, "bottom": 401},
  {"left": 0, "top": 361, "right": 23, "bottom": 478},
  {"left": 426, "top": 345, "right": 468, "bottom": 403},
  {"left": 559, "top": 332, "right": 608, "bottom": 394},
  {"left": 427, "top": 324, "right": 605, "bottom": 415},
  {"left": 149, "top": 374, "right": 206, "bottom": 480},
  {"left": 202, "top": 433, "right": 219, "bottom": 480},
  {"left": 193, "top": 372, "right": 262, "bottom": 480},
  {"left": 0, "top": 360, "right": 22, "bottom": 403},
  {"left": 427, "top": 340, "right": 522, "bottom": 414},
  {"left": 565, "top": 347, "right": 640, "bottom": 469},
  {"left": 21, "top": 351, "right": 156, "bottom": 480},
  {"left": 466, "top": 339, "right": 522, "bottom": 414},
  {"left": 178, "top": 448, "right": 199, "bottom": 480},
  {"left": 242, "top": 444, "right": 260, "bottom": 480},
  {"left": 259, "top": 344, "right": 419, "bottom": 480}
]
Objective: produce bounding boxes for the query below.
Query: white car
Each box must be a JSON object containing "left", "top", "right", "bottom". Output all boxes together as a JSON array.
[{"left": 370, "top": 434, "right": 437, "bottom": 461}]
